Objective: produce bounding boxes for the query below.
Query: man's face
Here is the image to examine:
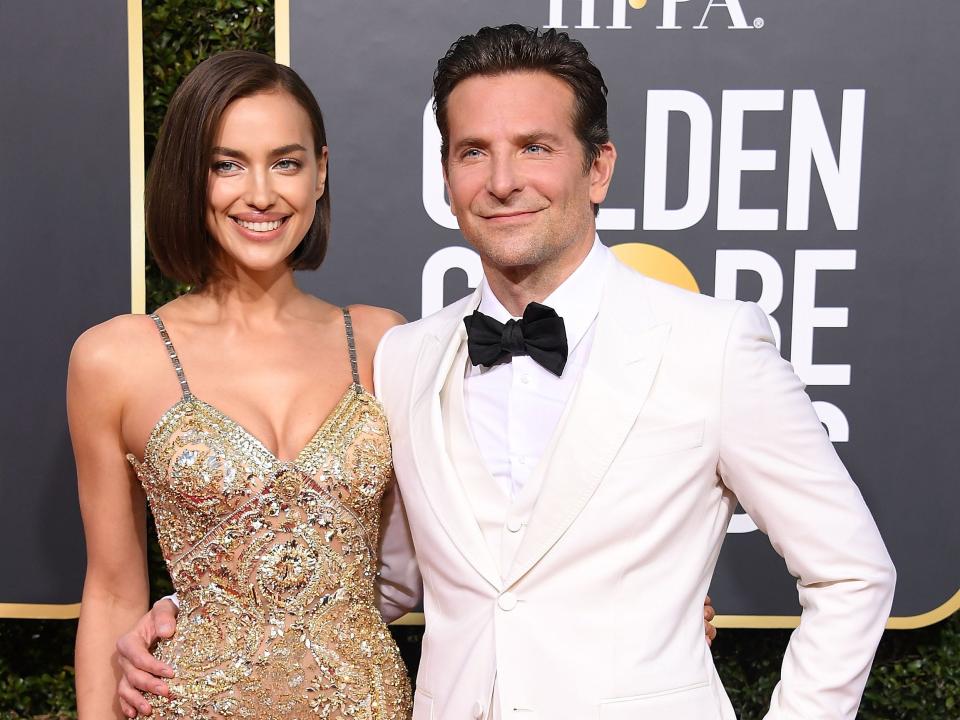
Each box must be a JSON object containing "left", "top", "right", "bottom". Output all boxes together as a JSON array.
[{"left": 443, "top": 71, "right": 614, "bottom": 274}]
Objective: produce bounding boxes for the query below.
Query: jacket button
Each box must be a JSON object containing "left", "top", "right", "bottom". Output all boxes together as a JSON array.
[
  {"left": 498, "top": 592, "right": 518, "bottom": 611},
  {"left": 506, "top": 517, "right": 523, "bottom": 533},
  {"left": 472, "top": 700, "right": 485, "bottom": 718}
]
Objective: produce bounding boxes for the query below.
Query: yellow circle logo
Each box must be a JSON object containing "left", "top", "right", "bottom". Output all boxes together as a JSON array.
[
  {"left": 629, "top": 0, "right": 648, "bottom": 8},
  {"left": 611, "top": 243, "right": 700, "bottom": 293}
]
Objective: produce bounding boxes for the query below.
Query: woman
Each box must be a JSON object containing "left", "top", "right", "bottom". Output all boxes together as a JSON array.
[{"left": 69, "top": 51, "right": 416, "bottom": 719}]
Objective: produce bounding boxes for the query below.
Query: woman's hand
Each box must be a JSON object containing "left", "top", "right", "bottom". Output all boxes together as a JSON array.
[{"left": 704, "top": 594, "right": 717, "bottom": 647}]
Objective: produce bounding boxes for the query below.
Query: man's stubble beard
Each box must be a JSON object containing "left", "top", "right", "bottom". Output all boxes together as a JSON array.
[{"left": 469, "top": 204, "right": 595, "bottom": 282}]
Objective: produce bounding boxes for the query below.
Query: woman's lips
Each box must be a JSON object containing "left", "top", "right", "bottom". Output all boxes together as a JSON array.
[{"left": 229, "top": 215, "right": 290, "bottom": 241}]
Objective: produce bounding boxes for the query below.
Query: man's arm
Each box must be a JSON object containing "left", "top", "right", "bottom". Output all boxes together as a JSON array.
[
  {"left": 718, "top": 302, "right": 895, "bottom": 719},
  {"left": 376, "top": 481, "right": 423, "bottom": 622},
  {"left": 372, "top": 321, "right": 423, "bottom": 621}
]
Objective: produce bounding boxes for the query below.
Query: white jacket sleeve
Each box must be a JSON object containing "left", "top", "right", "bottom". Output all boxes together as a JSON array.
[
  {"left": 375, "top": 481, "right": 422, "bottom": 623},
  {"left": 372, "top": 324, "right": 422, "bottom": 623},
  {"left": 717, "top": 302, "right": 895, "bottom": 720}
]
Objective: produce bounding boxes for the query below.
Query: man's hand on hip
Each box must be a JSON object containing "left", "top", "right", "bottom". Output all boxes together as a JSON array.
[{"left": 116, "top": 597, "right": 178, "bottom": 718}]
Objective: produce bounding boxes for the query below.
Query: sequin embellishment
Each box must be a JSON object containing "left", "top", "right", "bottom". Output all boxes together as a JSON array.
[{"left": 126, "top": 311, "right": 411, "bottom": 719}]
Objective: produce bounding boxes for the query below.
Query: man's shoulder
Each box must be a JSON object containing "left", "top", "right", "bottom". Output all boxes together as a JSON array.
[
  {"left": 609, "top": 259, "right": 742, "bottom": 326},
  {"left": 380, "top": 292, "right": 476, "bottom": 350},
  {"left": 374, "top": 292, "right": 476, "bottom": 407}
]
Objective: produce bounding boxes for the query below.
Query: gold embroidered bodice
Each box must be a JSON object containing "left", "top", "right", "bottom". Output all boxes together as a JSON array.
[{"left": 126, "top": 310, "right": 411, "bottom": 719}]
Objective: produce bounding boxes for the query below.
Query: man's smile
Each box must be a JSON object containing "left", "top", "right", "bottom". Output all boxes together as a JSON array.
[{"left": 480, "top": 209, "right": 543, "bottom": 222}]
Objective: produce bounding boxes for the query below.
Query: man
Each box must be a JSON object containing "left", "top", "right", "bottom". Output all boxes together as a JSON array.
[{"left": 119, "top": 25, "right": 894, "bottom": 719}]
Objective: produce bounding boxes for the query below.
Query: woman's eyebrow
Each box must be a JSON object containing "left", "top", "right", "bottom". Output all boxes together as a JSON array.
[{"left": 210, "top": 143, "right": 307, "bottom": 160}]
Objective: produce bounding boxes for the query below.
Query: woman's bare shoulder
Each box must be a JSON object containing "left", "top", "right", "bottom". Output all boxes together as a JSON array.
[{"left": 69, "top": 314, "right": 160, "bottom": 387}]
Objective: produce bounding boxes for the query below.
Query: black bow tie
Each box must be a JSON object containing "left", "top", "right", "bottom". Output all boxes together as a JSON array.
[{"left": 463, "top": 301, "right": 568, "bottom": 377}]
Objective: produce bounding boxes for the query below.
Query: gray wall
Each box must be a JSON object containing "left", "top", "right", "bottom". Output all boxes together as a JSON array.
[
  {"left": 0, "top": 0, "right": 131, "bottom": 609},
  {"left": 2, "top": 0, "right": 955, "bottom": 622}
]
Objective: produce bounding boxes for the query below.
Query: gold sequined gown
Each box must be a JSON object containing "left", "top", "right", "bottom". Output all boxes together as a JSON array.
[{"left": 126, "top": 310, "right": 412, "bottom": 719}]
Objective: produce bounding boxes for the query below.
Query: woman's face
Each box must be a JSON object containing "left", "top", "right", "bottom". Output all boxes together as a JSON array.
[{"left": 206, "top": 90, "right": 327, "bottom": 278}]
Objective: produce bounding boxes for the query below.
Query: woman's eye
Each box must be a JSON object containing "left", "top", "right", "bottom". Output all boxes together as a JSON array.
[
  {"left": 275, "top": 158, "right": 301, "bottom": 171},
  {"left": 212, "top": 160, "right": 240, "bottom": 173}
]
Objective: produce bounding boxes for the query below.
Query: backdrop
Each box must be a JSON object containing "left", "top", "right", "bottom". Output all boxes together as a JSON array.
[
  {"left": 0, "top": 0, "right": 140, "bottom": 618},
  {"left": 283, "top": 0, "right": 960, "bottom": 626},
  {"left": 1, "top": 0, "right": 957, "bottom": 629}
]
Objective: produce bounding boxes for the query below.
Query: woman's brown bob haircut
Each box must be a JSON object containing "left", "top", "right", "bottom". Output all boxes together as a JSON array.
[{"left": 146, "top": 50, "right": 330, "bottom": 286}]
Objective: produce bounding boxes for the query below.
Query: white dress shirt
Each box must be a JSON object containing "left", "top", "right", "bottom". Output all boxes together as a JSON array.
[{"left": 464, "top": 239, "right": 612, "bottom": 500}]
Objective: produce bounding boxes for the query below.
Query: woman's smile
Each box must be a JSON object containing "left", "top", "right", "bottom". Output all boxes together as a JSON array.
[{"left": 229, "top": 213, "right": 291, "bottom": 242}]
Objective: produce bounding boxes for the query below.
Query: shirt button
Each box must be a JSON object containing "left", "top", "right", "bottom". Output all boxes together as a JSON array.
[
  {"left": 517, "top": 456, "right": 527, "bottom": 466},
  {"left": 520, "top": 373, "right": 530, "bottom": 385},
  {"left": 506, "top": 517, "right": 523, "bottom": 533},
  {"left": 472, "top": 700, "right": 485, "bottom": 718},
  {"left": 498, "top": 592, "right": 518, "bottom": 611}
]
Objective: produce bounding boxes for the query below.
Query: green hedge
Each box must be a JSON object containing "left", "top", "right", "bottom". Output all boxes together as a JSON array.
[
  {"left": 3, "top": 613, "right": 959, "bottom": 719},
  {"left": 1, "top": 1, "right": 957, "bottom": 718}
]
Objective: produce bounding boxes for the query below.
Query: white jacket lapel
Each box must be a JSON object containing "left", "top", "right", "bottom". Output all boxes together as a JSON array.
[
  {"left": 506, "top": 262, "right": 670, "bottom": 586},
  {"left": 407, "top": 288, "right": 503, "bottom": 590}
]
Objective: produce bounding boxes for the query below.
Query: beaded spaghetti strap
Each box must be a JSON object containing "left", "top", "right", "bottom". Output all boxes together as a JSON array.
[
  {"left": 149, "top": 313, "right": 193, "bottom": 401},
  {"left": 341, "top": 307, "right": 362, "bottom": 391}
]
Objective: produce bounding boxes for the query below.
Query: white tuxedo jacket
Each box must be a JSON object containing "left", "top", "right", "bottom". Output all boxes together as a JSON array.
[{"left": 374, "top": 257, "right": 895, "bottom": 720}]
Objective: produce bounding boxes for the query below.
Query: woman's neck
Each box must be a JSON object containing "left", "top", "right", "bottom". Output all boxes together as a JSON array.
[{"left": 192, "top": 266, "right": 310, "bottom": 326}]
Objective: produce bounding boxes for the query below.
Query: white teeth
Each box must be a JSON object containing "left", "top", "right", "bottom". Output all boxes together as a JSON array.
[{"left": 234, "top": 218, "right": 283, "bottom": 232}]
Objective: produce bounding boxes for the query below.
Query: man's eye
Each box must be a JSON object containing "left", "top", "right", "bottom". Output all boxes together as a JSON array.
[
  {"left": 275, "top": 158, "right": 301, "bottom": 171},
  {"left": 463, "top": 149, "right": 482, "bottom": 159},
  {"left": 212, "top": 161, "right": 240, "bottom": 173},
  {"left": 525, "top": 144, "right": 546, "bottom": 154}
]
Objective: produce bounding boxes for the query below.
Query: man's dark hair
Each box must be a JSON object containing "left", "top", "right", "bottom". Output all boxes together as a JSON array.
[
  {"left": 432, "top": 24, "right": 609, "bottom": 172},
  {"left": 146, "top": 50, "right": 330, "bottom": 286}
]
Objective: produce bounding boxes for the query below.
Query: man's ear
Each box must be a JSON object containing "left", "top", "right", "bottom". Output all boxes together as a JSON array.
[
  {"left": 588, "top": 141, "right": 616, "bottom": 206},
  {"left": 315, "top": 146, "right": 329, "bottom": 199}
]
